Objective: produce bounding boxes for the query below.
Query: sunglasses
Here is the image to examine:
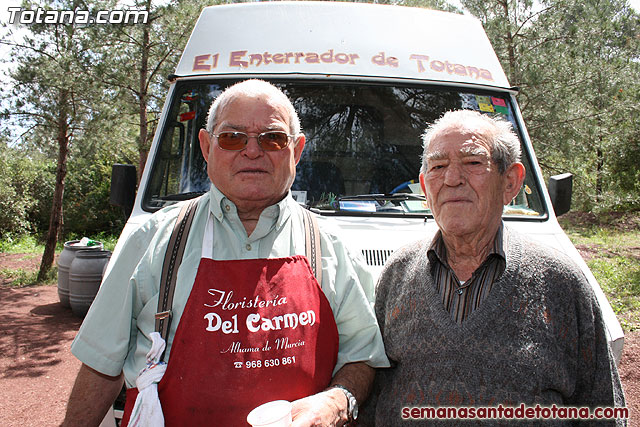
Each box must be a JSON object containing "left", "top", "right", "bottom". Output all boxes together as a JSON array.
[{"left": 214, "top": 131, "right": 294, "bottom": 151}]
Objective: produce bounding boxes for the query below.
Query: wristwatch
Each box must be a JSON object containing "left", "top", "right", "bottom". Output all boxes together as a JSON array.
[{"left": 331, "top": 384, "right": 358, "bottom": 423}]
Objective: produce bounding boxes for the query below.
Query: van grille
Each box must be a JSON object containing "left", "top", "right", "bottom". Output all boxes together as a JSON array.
[{"left": 361, "top": 249, "right": 394, "bottom": 266}]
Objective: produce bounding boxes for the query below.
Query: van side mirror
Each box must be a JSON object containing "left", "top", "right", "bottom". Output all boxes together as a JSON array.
[
  {"left": 110, "top": 164, "right": 137, "bottom": 219},
  {"left": 548, "top": 173, "right": 572, "bottom": 217}
]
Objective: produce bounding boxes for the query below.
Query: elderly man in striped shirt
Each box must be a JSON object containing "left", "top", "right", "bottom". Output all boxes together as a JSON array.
[{"left": 368, "top": 110, "right": 626, "bottom": 426}]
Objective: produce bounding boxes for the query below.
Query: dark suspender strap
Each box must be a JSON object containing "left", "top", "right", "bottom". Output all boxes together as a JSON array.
[
  {"left": 300, "top": 206, "right": 322, "bottom": 285},
  {"left": 155, "top": 198, "right": 318, "bottom": 347},
  {"left": 155, "top": 197, "right": 200, "bottom": 344}
]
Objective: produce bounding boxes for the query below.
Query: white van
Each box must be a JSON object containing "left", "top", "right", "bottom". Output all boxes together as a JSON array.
[{"left": 110, "top": 1, "right": 623, "bottom": 362}]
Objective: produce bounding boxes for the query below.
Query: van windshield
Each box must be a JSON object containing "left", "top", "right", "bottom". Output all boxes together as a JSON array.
[{"left": 143, "top": 80, "right": 545, "bottom": 218}]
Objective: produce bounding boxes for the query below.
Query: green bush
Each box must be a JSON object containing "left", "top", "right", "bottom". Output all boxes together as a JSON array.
[
  {"left": 63, "top": 159, "right": 127, "bottom": 237},
  {"left": 0, "top": 138, "right": 130, "bottom": 240},
  {"left": 0, "top": 144, "right": 54, "bottom": 237}
]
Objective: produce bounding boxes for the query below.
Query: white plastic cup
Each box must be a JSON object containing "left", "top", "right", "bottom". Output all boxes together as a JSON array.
[{"left": 247, "top": 400, "right": 293, "bottom": 427}]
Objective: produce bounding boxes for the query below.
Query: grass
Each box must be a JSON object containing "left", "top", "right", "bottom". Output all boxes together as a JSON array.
[
  {"left": 0, "top": 232, "right": 118, "bottom": 288},
  {"left": 559, "top": 211, "right": 640, "bottom": 332},
  {"left": 0, "top": 232, "right": 118, "bottom": 253},
  {"left": 0, "top": 234, "right": 44, "bottom": 254},
  {"left": 0, "top": 266, "right": 57, "bottom": 287}
]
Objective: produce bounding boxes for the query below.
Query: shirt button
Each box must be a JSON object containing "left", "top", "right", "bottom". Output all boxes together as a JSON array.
[
  {"left": 457, "top": 289, "right": 463, "bottom": 295},
  {"left": 225, "top": 205, "right": 231, "bottom": 211},
  {"left": 246, "top": 244, "right": 252, "bottom": 251}
]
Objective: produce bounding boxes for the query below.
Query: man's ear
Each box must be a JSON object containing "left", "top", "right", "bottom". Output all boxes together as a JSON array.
[
  {"left": 503, "top": 162, "right": 526, "bottom": 205},
  {"left": 199, "top": 129, "right": 212, "bottom": 162},
  {"left": 293, "top": 134, "right": 306, "bottom": 164},
  {"left": 419, "top": 173, "right": 430, "bottom": 206}
]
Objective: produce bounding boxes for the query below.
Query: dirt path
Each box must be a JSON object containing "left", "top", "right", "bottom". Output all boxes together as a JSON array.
[
  {"left": 0, "top": 284, "right": 82, "bottom": 426},
  {"left": 620, "top": 331, "right": 640, "bottom": 426},
  {"left": 0, "top": 255, "right": 638, "bottom": 426}
]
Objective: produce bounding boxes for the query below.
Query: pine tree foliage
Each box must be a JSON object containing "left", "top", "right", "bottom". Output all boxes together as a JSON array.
[
  {"left": 85, "top": 0, "right": 210, "bottom": 179},
  {"left": 462, "top": 0, "right": 640, "bottom": 210},
  {"left": 1, "top": 0, "right": 112, "bottom": 279},
  {"left": 0, "top": 0, "right": 210, "bottom": 277}
]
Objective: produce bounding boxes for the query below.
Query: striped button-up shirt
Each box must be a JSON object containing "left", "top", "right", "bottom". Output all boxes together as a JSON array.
[{"left": 427, "top": 223, "right": 506, "bottom": 324}]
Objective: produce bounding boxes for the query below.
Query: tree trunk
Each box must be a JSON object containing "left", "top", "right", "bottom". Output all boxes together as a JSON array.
[
  {"left": 596, "top": 145, "right": 603, "bottom": 201},
  {"left": 38, "top": 89, "right": 70, "bottom": 281},
  {"left": 138, "top": 99, "right": 148, "bottom": 182},
  {"left": 500, "top": 0, "right": 518, "bottom": 85},
  {"left": 137, "top": 0, "right": 151, "bottom": 183}
]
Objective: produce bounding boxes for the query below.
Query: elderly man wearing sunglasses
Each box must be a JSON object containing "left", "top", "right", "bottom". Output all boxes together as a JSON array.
[{"left": 64, "top": 79, "right": 388, "bottom": 427}]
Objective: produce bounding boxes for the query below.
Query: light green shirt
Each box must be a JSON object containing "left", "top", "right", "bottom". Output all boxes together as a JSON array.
[{"left": 71, "top": 186, "right": 389, "bottom": 387}]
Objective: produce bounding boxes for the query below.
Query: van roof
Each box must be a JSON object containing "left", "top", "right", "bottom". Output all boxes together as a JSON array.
[{"left": 175, "top": 1, "right": 511, "bottom": 89}]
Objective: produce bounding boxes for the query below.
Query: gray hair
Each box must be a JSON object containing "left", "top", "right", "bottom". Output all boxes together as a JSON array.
[
  {"left": 205, "top": 79, "right": 301, "bottom": 136},
  {"left": 420, "top": 110, "right": 521, "bottom": 175}
]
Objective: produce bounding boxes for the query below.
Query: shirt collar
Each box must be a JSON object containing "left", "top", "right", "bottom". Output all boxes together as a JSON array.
[
  {"left": 207, "top": 183, "right": 294, "bottom": 231},
  {"left": 428, "top": 221, "right": 507, "bottom": 266}
]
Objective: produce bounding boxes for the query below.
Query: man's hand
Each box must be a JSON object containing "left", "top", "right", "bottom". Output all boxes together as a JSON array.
[
  {"left": 291, "top": 362, "right": 375, "bottom": 426},
  {"left": 291, "top": 388, "right": 348, "bottom": 427}
]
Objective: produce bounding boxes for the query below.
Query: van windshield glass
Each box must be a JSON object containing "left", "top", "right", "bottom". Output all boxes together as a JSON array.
[{"left": 143, "top": 80, "right": 544, "bottom": 218}]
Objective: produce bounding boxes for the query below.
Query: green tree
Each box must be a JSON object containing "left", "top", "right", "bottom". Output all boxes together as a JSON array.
[
  {"left": 376, "top": 0, "right": 461, "bottom": 12},
  {"left": 526, "top": 0, "right": 640, "bottom": 210},
  {"left": 2, "top": 0, "right": 109, "bottom": 279},
  {"left": 62, "top": 105, "right": 138, "bottom": 236},
  {"left": 461, "top": 0, "right": 640, "bottom": 211},
  {"left": 89, "top": 0, "right": 211, "bottom": 181},
  {"left": 0, "top": 0, "right": 213, "bottom": 249}
]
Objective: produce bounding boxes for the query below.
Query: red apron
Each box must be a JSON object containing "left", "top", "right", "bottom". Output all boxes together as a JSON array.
[{"left": 122, "top": 254, "right": 339, "bottom": 426}]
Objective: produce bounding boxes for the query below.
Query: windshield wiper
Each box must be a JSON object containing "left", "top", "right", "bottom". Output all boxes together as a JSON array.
[
  {"left": 160, "top": 191, "right": 207, "bottom": 201},
  {"left": 338, "top": 193, "right": 426, "bottom": 202}
]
